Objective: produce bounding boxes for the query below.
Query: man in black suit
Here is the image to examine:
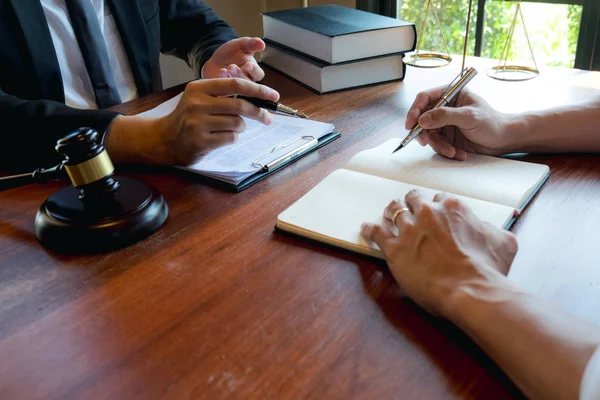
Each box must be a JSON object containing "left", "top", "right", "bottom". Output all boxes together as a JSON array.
[{"left": 0, "top": 0, "right": 279, "bottom": 172}]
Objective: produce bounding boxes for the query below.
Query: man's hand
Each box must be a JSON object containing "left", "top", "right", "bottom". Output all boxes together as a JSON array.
[
  {"left": 105, "top": 78, "right": 280, "bottom": 166},
  {"left": 406, "top": 87, "right": 513, "bottom": 160},
  {"left": 362, "top": 190, "right": 600, "bottom": 400},
  {"left": 360, "top": 190, "right": 518, "bottom": 319},
  {"left": 202, "top": 37, "right": 266, "bottom": 82}
]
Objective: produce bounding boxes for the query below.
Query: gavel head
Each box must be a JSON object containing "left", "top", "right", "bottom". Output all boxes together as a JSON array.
[{"left": 55, "top": 127, "right": 119, "bottom": 200}]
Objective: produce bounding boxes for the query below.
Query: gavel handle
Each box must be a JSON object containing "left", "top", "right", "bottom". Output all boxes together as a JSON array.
[
  {"left": 0, "top": 172, "right": 35, "bottom": 191},
  {"left": 0, "top": 165, "right": 64, "bottom": 191}
]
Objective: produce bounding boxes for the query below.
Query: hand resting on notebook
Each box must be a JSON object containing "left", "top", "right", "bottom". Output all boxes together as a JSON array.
[
  {"left": 361, "top": 190, "right": 600, "bottom": 400},
  {"left": 361, "top": 189, "right": 517, "bottom": 317},
  {"left": 407, "top": 87, "right": 600, "bottom": 160},
  {"left": 105, "top": 79, "right": 280, "bottom": 166}
]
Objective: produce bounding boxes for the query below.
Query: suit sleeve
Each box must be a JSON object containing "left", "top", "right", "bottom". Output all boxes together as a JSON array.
[
  {"left": 0, "top": 87, "right": 120, "bottom": 173},
  {"left": 159, "top": 0, "right": 238, "bottom": 77}
]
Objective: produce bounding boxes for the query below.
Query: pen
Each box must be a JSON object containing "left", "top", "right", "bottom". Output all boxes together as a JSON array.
[
  {"left": 237, "top": 95, "right": 309, "bottom": 119},
  {"left": 392, "top": 66, "right": 478, "bottom": 154}
]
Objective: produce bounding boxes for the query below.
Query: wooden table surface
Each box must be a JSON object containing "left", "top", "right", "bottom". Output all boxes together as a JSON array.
[{"left": 1, "top": 57, "right": 599, "bottom": 399}]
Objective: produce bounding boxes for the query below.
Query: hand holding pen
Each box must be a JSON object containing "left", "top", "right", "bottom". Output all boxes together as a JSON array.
[
  {"left": 399, "top": 67, "right": 515, "bottom": 161},
  {"left": 220, "top": 69, "right": 309, "bottom": 119},
  {"left": 393, "top": 67, "right": 478, "bottom": 155}
]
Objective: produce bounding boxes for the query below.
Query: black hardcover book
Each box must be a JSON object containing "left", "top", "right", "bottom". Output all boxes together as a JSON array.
[
  {"left": 262, "top": 5, "right": 416, "bottom": 64},
  {"left": 261, "top": 39, "right": 407, "bottom": 95}
]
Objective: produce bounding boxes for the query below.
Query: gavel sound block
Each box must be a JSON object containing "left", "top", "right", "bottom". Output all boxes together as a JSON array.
[{"left": 1, "top": 127, "right": 169, "bottom": 254}]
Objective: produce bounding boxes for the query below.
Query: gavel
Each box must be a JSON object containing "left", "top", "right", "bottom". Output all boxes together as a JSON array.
[{"left": 0, "top": 127, "right": 168, "bottom": 253}]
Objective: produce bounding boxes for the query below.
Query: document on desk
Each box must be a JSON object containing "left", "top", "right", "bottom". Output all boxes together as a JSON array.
[{"left": 138, "top": 93, "right": 336, "bottom": 187}]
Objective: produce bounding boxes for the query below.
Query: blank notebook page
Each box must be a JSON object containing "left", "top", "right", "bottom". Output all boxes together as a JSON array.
[
  {"left": 345, "top": 140, "right": 550, "bottom": 209},
  {"left": 277, "top": 169, "right": 514, "bottom": 259}
]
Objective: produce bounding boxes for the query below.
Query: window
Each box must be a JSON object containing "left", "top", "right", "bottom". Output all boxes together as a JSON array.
[
  {"left": 477, "top": 1, "right": 582, "bottom": 68},
  {"left": 359, "top": 0, "right": 600, "bottom": 71}
]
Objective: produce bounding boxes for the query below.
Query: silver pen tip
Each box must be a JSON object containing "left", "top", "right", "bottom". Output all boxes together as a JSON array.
[
  {"left": 278, "top": 104, "right": 309, "bottom": 119},
  {"left": 392, "top": 143, "right": 404, "bottom": 154}
]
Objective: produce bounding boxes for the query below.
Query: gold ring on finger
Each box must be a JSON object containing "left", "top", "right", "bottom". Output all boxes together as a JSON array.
[{"left": 392, "top": 207, "right": 410, "bottom": 226}]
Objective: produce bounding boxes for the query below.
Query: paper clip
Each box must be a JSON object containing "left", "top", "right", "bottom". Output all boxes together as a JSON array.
[{"left": 252, "top": 135, "right": 318, "bottom": 172}]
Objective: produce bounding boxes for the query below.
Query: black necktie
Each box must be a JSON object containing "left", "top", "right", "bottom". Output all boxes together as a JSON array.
[{"left": 64, "top": 0, "right": 121, "bottom": 109}]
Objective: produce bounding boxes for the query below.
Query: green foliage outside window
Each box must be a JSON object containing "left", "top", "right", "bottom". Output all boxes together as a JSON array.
[{"left": 399, "top": 1, "right": 582, "bottom": 68}]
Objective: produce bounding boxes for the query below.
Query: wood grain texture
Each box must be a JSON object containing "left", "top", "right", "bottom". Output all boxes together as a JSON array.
[{"left": 1, "top": 57, "right": 599, "bottom": 400}]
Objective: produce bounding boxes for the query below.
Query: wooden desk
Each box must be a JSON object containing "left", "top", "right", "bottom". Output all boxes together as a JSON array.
[{"left": 1, "top": 58, "right": 599, "bottom": 399}]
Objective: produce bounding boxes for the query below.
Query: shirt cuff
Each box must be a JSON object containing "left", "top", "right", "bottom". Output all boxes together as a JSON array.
[{"left": 581, "top": 345, "right": 600, "bottom": 400}]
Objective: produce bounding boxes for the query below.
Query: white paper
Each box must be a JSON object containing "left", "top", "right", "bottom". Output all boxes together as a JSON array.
[
  {"left": 138, "top": 93, "right": 182, "bottom": 117},
  {"left": 345, "top": 139, "right": 550, "bottom": 209},
  {"left": 138, "top": 92, "right": 335, "bottom": 184},
  {"left": 277, "top": 169, "right": 514, "bottom": 259},
  {"left": 187, "top": 116, "right": 332, "bottom": 175}
]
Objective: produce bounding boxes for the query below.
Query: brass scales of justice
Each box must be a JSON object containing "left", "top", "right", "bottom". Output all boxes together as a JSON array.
[{"left": 403, "top": 0, "right": 540, "bottom": 82}]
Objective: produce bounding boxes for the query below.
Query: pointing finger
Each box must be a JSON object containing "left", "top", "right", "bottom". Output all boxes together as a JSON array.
[
  {"left": 239, "top": 37, "right": 266, "bottom": 54},
  {"left": 242, "top": 61, "right": 265, "bottom": 82},
  {"left": 227, "top": 64, "right": 250, "bottom": 80},
  {"left": 218, "top": 68, "right": 230, "bottom": 78}
]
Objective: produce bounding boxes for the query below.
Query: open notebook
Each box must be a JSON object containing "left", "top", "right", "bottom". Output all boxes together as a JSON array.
[
  {"left": 277, "top": 139, "right": 550, "bottom": 259},
  {"left": 139, "top": 93, "right": 339, "bottom": 191}
]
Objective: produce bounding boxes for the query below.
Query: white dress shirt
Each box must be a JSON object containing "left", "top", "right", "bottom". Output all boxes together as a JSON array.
[
  {"left": 581, "top": 345, "right": 600, "bottom": 400},
  {"left": 40, "top": 0, "right": 138, "bottom": 109}
]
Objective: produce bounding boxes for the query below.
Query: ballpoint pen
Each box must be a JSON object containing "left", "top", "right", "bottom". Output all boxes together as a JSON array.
[
  {"left": 221, "top": 68, "right": 308, "bottom": 119},
  {"left": 237, "top": 95, "right": 309, "bottom": 119},
  {"left": 392, "top": 66, "right": 478, "bottom": 154}
]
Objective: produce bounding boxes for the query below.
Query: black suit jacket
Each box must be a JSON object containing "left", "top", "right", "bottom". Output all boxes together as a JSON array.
[{"left": 0, "top": 0, "right": 237, "bottom": 172}]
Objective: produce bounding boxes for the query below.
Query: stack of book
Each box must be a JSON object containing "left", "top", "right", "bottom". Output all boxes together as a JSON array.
[{"left": 260, "top": 5, "right": 417, "bottom": 94}]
